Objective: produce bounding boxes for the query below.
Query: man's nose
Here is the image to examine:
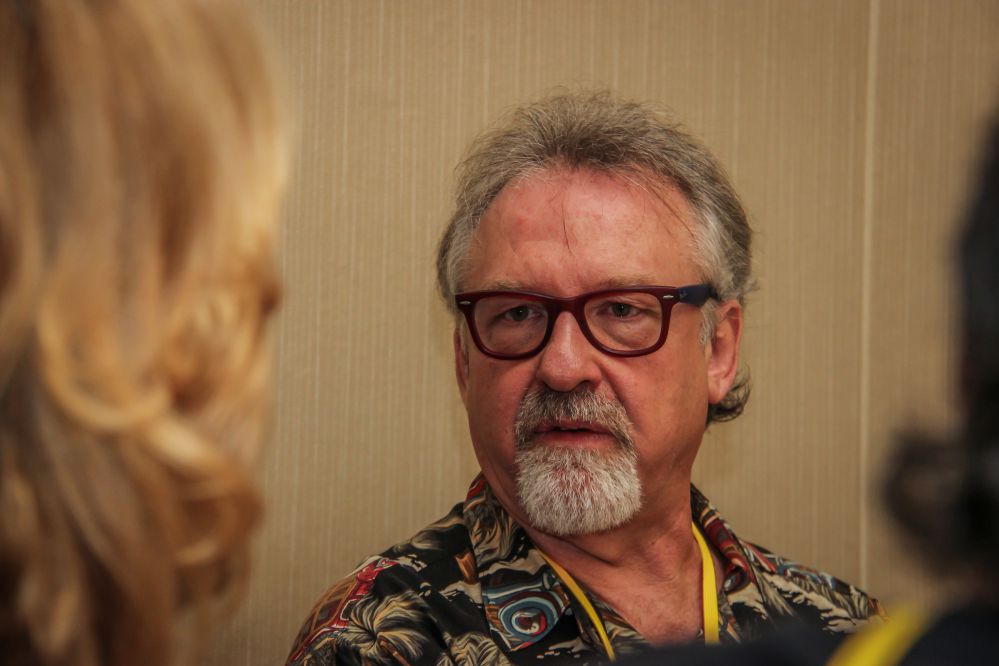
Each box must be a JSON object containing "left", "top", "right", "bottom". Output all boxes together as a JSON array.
[{"left": 535, "top": 311, "right": 603, "bottom": 392}]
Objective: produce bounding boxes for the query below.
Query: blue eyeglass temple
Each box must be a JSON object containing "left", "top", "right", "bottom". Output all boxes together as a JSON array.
[{"left": 669, "top": 284, "right": 715, "bottom": 303}]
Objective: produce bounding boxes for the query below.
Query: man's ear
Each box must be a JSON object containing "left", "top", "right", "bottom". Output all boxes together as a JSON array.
[
  {"left": 706, "top": 301, "right": 743, "bottom": 404},
  {"left": 454, "top": 327, "right": 469, "bottom": 405}
]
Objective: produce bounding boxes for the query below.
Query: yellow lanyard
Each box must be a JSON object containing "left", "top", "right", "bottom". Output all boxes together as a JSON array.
[
  {"left": 827, "top": 607, "right": 927, "bottom": 666},
  {"left": 538, "top": 523, "right": 720, "bottom": 662},
  {"left": 691, "top": 522, "right": 720, "bottom": 644},
  {"left": 539, "top": 551, "right": 619, "bottom": 660}
]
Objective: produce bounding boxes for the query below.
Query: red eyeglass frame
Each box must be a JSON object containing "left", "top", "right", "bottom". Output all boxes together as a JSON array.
[{"left": 454, "top": 284, "right": 716, "bottom": 360}]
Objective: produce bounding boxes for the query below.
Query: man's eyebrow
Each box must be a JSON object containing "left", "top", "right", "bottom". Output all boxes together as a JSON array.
[
  {"left": 476, "top": 276, "right": 664, "bottom": 292},
  {"left": 480, "top": 280, "right": 528, "bottom": 291},
  {"left": 595, "top": 275, "right": 662, "bottom": 288}
]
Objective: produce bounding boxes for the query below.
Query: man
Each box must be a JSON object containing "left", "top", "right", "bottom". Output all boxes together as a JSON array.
[{"left": 288, "top": 93, "right": 881, "bottom": 666}]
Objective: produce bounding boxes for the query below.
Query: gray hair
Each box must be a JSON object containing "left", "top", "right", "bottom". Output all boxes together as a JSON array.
[{"left": 435, "top": 92, "right": 752, "bottom": 423}]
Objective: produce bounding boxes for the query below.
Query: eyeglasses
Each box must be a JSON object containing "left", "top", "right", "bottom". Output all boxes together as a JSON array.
[{"left": 454, "top": 284, "right": 716, "bottom": 360}]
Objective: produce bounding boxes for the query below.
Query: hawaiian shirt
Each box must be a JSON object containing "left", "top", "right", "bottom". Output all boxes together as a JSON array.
[{"left": 287, "top": 476, "right": 883, "bottom": 665}]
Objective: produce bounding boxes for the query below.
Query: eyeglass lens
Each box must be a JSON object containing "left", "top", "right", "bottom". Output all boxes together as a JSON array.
[{"left": 471, "top": 291, "right": 664, "bottom": 355}]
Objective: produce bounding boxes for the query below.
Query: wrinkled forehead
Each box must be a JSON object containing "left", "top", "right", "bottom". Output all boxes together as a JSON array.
[
  {"left": 492, "top": 165, "right": 694, "bottom": 232},
  {"left": 463, "top": 166, "right": 701, "bottom": 283}
]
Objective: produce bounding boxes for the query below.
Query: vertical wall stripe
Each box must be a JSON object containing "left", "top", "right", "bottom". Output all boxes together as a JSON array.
[{"left": 859, "top": 0, "right": 881, "bottom": 592}]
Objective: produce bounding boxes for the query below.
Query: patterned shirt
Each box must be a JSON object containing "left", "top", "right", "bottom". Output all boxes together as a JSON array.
[{"left": 287, "top": 476, "right": 882, "bottom": 665}]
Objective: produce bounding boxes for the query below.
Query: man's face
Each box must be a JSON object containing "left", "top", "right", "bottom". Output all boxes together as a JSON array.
[{"left": 453, "top": 167, "right": 741, "bottom": 536}]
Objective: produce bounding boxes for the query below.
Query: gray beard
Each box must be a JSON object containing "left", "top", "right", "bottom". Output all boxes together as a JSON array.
[{"left": 513, "top": 388, "right": 643, "bottom": 536}]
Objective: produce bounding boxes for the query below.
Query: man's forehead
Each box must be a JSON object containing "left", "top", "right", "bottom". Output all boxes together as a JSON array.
[
  {"left": 480, "top": 167, "right": 696, "bottom": 239},
  {"left": 459, "top": 168, "right": 703, "bottom": 294}
]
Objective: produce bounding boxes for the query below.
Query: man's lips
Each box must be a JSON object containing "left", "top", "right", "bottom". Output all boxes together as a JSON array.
[{"left": 533, "top": 420, "right": 611, "bottom": 435}]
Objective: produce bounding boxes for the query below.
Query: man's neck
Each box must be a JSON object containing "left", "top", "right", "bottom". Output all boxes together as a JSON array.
[
  {"left": 523, "top": 496, "right": 699, "bottom": 588},
  {"left": 515, "top": 483, "right": 717, "bottom": 645}
]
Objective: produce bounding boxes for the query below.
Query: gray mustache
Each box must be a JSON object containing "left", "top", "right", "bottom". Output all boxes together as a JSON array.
[{"left": 513, "top": 388, "right": 634, "bottom": 451}]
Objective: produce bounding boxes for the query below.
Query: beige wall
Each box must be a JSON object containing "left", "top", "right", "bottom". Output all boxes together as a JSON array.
[{"left": 210, "top": 1, "right": 999, "bottom": 663}]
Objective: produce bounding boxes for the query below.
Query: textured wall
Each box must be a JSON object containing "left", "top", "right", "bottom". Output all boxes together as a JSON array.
[{"left": 209, "top": 2, "right": 999, "bottom": 663}]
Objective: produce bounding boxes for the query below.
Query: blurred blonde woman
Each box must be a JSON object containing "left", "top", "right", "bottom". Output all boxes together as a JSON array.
[{"left": 0, "top": 1, "right": 287, "bottom": 665}]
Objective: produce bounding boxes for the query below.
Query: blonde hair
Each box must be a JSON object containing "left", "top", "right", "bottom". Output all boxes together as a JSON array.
[{"left": 0, "top": 1, "right": 287, "bottom": 664}]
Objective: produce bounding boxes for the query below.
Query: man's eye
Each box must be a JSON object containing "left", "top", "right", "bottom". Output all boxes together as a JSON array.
[
  {"left": 609, "top": 302, "right": 640, "bottom": 318},
  {"left": 502, "top": 305, "right": 536, "bottom": 322}
]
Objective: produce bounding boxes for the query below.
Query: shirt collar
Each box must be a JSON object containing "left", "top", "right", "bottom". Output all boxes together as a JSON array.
[
  {"left": 462, "top": 476, "right": 572, "bottom": 652},
  {"left": 462, "top": 476, "right": 760, "bottom": 651},
  {"left": 690, "top": 484, "right": 756, "bottom": 593}
]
